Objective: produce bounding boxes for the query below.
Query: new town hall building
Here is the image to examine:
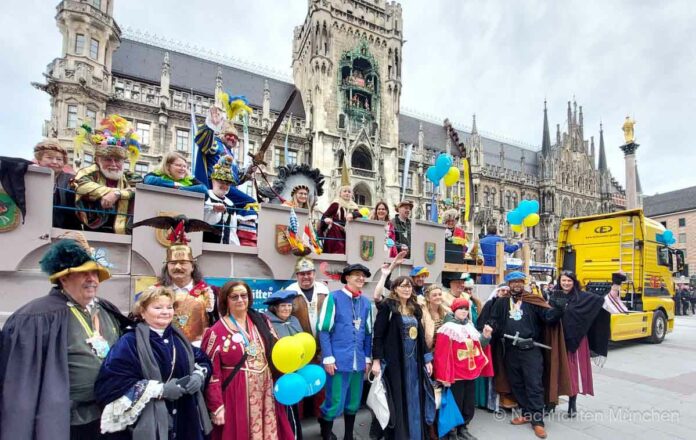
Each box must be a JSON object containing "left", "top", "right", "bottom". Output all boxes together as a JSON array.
[{"left": 34, "top": 0, "right": 626, "bottom": 262}]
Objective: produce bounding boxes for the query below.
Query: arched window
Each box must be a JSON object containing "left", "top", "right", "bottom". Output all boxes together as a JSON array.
[
  {"left": 484, "top": 187, "right": 490, "bottom": 207},
  {"left": 353, "top": 183, "right": 372, "bottom": 206},
  {"left": 505, "top": 191, "right": 512, "bottom": 210},
  {"left": 337, "top": 150, "right": 345, "bottom": 167},
  {"left": 351, "top": 146, "right": 373, "bottom": 170}
]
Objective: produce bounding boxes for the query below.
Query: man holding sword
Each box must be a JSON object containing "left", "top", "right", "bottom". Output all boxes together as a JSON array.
[{"left": 486, "top": 271, "right": 572, "bottom": 439}]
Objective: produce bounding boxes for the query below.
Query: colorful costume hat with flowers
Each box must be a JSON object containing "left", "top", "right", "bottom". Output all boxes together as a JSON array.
[
  {"left": 40, "top": 231, "right": 111, "bottom": 283},
  {"left": 74, "top": 114, "right": 141, "bottom": 169},
  {"left": 210, "top": 155, "right": 235, "bottom": 183}
]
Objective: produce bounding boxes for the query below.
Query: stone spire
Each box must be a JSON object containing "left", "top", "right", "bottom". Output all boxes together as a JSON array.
[
  {"left": 541, "top": 100, "right": 551, "bottom": 156},
  {"left": 567, "top": 101, "right": 573, "bottom": 138},
  {"left": 590, "top": 136, "right": 595, "bottom": 165},
  {"left": 598, "top": 122, "right": 608, "bottom": 172},
  {"left": 471, "top": 113, "right": 478, "bottom": 135},
  {"left": 556, "top": 123, "right": 561, "bottom": 146},
  {"left": 262, "top": 79, "right": 271, "bottom": 125},
  {"left": 159, "top": 52, "right": 170, "bottom": 103},
  {"left": 215, "top": 67, "right": 223, "bottom": 97},
  {"left": 579, "top": 105, "right": 584, "bottom": 144},
  {"left": 418, "top": 121, "right": 424, "bottom": 152}
]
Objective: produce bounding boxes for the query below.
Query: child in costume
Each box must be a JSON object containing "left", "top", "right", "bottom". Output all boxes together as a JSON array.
[
  {"left": 434, "top": 297, "right": 493, "bottom": 440},
  {"left": 203, "top": 155, "right": 240, "bottom": 246}
]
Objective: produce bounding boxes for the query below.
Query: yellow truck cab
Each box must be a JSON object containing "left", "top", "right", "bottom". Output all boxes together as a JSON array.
[{"left": 556, "top": 209, "right": 684, "bottom": 344}]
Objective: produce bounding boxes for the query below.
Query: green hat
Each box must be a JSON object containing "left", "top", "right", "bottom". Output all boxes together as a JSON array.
[
  {"left": 40, "top": 233, "right": 111, "bottom": 283},
  {"left": 210, "top": 155, "right": 235, "bottom": 183}
]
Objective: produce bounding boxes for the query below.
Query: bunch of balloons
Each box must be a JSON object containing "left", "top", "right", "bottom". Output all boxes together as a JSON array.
[
  {"left": 506, "top": 199, "right": 540, "bottom": 233},
  {"left": 425, "top": 153, "right": 460, "bottom": 187},
  {"left": 272, "top": 332, "right": 327, "bottom": 405},
  {"left": 358, "top": 207, "right": 370, "bottom": 218},
  {"left": 658, "top": 230, "right": 676, "bottom": 246}
]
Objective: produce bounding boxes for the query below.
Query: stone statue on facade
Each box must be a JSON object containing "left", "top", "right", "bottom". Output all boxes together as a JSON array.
[{"left": 622, "top": 116, "right": 636, "bottom": 144}]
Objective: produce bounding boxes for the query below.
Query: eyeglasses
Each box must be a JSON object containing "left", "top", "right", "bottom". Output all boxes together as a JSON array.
[{"left": 229, "top": 294, "right": 248, "bottom": 302}]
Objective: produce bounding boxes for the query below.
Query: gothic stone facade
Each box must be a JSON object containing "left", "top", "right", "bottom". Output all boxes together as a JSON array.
[{"left": 35, "top": 0, "right": 624, "bottom": 262}]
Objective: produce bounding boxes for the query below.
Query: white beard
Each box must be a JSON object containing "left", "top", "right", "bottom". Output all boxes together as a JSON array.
[{"left": 100, "top": 168, "right": 124, "bottom": 181}]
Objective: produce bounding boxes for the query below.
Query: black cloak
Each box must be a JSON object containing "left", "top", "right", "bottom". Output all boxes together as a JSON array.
[
  {"left": 372, "top": 299, "right": 434, "bottom": 439},
  {"left": 0, "top": 288, "right": 131, "bottom": 439}
]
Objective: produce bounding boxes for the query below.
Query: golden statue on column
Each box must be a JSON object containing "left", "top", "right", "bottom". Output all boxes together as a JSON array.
[{"left": 622, "top": 116, "right": 636, "bottom": 143}]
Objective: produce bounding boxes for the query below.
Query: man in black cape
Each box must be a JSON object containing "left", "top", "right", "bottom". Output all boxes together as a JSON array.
[
  {"left": 0, "top": 232, "right": 131, "bottom": 439},
  {"left": 487, "top": 271, "right": 571, "bottom": 439}
]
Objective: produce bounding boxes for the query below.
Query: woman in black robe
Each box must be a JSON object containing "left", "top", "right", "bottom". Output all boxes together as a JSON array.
[
  {"left": 371, "top": 276, "right": 434, "bottom": 440},
  {"left": 556, "top": 270, "right": 628, "bottom": 417}
]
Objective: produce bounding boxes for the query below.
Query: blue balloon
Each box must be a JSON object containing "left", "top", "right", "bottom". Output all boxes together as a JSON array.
[
  {"left": 663, "top": 230, "right": 674, "bottom": 241},
  {"left": 434, "top": 154, "right": 453, "bottom": 180},
  {"left": 528, "top": 200, "right": 540, "bottom": 214},
  {"left": 386, "top": 238, "right": 395, "bottom": 248},
  {"left": 517, "top": 200, "right": 534, "bottom": 217},
  {"left": 425, "top": 166, "right": 440, "bottom": 184},
  {"left": 507, "top": 210, "right": 523, "bottom": 225},
  {"left": 296, "top": 364, "right": 327, "bottom": 397},
  {"left": 274, "top": 373, "right": 307, "bottom": 405}
]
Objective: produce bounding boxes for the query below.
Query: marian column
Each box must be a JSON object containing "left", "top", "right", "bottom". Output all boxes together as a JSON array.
[{"left": 619, "top": 116, "right": 639, "bottom": 209}]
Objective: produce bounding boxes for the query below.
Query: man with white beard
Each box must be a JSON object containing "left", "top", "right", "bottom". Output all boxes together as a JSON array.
[{"left": 72, "top": 115, "right": 140, "bottom": 234}]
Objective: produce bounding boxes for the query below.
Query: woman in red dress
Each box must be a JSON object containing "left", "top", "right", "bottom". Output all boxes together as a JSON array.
[
  {"left": 202, "top": 281, "right": 294, "bottom": 440},
  {"left": 318, "top": 185, "right": 360, "bottom": 254}
]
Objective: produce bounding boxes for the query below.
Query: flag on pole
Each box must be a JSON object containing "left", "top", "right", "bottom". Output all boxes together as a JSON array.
[{"left": 400, "top": 143, "right": 413, "bottom": 200}]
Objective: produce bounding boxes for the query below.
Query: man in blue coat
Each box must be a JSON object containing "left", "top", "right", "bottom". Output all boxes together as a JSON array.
[
  {"left": 479, "top": 225, "right": 523, "bottom": 284},
  {"left": 316, "top": 263, "right": 373, "bottom": 440}
]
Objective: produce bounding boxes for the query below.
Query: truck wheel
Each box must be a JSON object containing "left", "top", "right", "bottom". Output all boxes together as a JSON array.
[{"left": 647, "top": 310, "right": 666, "bottom": 344}]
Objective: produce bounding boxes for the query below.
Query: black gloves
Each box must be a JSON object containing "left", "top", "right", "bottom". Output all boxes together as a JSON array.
[
  {"left": 549, "top": 293, "right": 568, "bottom": 311},
  {"left": 612, "top": 272, "right": 627, "bottom": 285}
]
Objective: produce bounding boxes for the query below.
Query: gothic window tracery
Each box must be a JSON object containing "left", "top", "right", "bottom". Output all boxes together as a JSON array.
[
  {"left": 351, "top": 145, "right": 372, "bottom": 171},
  {"left": 340, "top": 40, "right": 379, "bottom": 124}
]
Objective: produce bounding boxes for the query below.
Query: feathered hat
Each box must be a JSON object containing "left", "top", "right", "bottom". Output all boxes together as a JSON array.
[
  {"left": 40, "top": 232, "right": 111, "bottom": 283},
  {"left": 74, "top": 114, "right": 141, "bottom": 170},
  {"left": 210, "top": 155, "right": 235, "bottom": 183},
  {"left": 257, "top": 163, "right": 325, "bottom": 204},
  {"left": 131, "top": 215, "right": 220, "bottom": 263}
]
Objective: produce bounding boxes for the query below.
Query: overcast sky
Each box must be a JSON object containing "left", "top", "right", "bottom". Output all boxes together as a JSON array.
[{"left": 1, "top": 0, "right": 694, "bottom": 195}]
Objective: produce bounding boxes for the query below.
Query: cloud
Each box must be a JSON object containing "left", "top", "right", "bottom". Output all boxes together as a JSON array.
[{"left": 1, "top": 0, "right": 693, "bottom": 195}]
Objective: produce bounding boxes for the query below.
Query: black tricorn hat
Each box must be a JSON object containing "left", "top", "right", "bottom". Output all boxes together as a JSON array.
[{"left": 340, "top": 263, "right": 372, "bottom": 284}]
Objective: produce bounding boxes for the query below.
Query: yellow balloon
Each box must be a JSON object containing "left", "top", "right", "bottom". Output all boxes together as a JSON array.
[
  {"left": 359, "top": 207, "right": 370, "bottom": 218},
  {"left": 523, "top": 213, "right": 540, "bottom": 227},
  {"left": 294, "top": 332, "right": 317, "bottom": 367},
  {"left": 511, "top": 224, "right": 524, "bottom": 233},
  {"left": 443, "top": 167, "right": 460, "bottom": 187},
  {"left": 272, "top": 335, "right": 305, "bottom": 373}
]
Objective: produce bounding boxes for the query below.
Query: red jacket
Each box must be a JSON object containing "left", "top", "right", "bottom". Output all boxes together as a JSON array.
[{"left": 433, "top": 321, "right": 494, "bottom": 383}]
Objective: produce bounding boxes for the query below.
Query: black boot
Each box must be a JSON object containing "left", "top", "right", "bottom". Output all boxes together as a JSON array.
[
  {"left": 368, "top": 413, "right": 384, "bottom": 439},
  {"left": 319, "top": 418, "right": 336, "bottom": 440},
  {"left": 457, "top": 424, "right": 479, "bottom": 440},
  {"left": 343, "top": 414, "right": 356, "bottom": 440},
  {"left": 568, "top": 395, "right": 577, "bottom": 418}
]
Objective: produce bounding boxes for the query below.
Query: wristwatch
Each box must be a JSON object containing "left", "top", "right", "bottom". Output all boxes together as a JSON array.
[{"left": 113, "top": 190, "right": 121, "bottom": 199}]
